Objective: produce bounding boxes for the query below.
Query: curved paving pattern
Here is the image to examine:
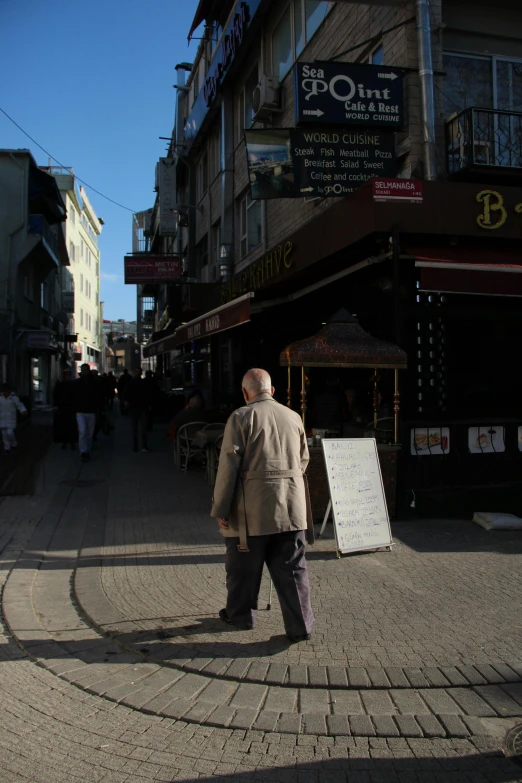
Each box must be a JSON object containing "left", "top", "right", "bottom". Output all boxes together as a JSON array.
[
  {"left": 3, "top": 424, "right": 522, "bottom": 746},
  {"left": 2, "top": 430, "right": 522, "bottom": 780}
]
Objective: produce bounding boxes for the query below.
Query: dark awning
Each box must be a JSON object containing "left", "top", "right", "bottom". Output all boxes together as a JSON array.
[
  {"left": 280, "top": 308, "right": 407, "bottom": 370},
  {"left": 188, "top": 0, "right": 212, "bottom": 39},
  {"left": 143, "top": 293, "right": 253, "bottom": 357},
  {"left": 405, "top": 245, "right": 522, "bottom": 297}
]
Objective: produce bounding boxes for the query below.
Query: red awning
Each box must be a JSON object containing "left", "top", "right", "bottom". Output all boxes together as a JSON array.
[
  {"left": 405, "top": 246, "right": 522, "bottom": 297},
  {"left": 143, "top": 293, "right": 253, "bottom": 357}
]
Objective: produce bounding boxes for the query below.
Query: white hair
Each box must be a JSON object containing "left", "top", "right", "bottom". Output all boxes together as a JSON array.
[{"left": 242, "top": 368, "right": 272, "bottom": 395}]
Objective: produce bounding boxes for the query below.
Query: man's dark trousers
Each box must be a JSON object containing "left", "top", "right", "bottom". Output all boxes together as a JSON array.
[
  {"left": 131, "top": 410, "right": 148, "bottom": 450},
  {"left": 224, "top": 530, "right": 314, "bottom": 636}
]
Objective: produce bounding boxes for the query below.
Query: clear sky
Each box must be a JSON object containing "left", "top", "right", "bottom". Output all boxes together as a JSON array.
[{"left": 0, "top": 0, "right": 200, "bottom": 321}]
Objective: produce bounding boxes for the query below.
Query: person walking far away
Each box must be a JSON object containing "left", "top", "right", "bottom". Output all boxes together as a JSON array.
[
  {"left": 117, "top": 369, "right": 132, "bottom": 414},
  {"left": 0, "top": 383, "right": 27, "bottom": 454},
  {"left": 70, "top": 363, "right": 103, "bottom": 462},
  {"left": 125, "top": 367, "right": 152, "bottom": 452},
  {"left": 52, "top": 370, "right": 77, "bottom": 450},
  {"left": 211, "top": 368, "right": 314, "bottom": 643}
]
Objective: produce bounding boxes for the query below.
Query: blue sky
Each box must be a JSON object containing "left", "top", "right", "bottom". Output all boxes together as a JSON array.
[{"left": 0, "top": 0, "right": 200, "bottom": 321}]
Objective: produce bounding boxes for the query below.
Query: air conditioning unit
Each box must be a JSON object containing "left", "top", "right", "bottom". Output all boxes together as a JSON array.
[{"left": 252, "top": 76, "right": 282, "bottom": 122}]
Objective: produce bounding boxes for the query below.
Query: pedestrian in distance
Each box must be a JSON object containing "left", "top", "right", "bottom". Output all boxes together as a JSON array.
[
  {"left": 70, "top": 363, "right": 104, "bottom": 462},
  {"left": 52, "top": 370, "right": 77, "bottom": 450},
  {"left": 124, "top": 367, "right": 153, "bottom": 452},
  {"left": 105, "top": 372, "right": 117, "bottom": 410},
  {"left": 143, "top": 370, "right": 160, "bottom": 431},
  {"left": 117, "top": 369, "right": 131, "bottom": 414},
  {"left": 211, "top": 368, "right": 314, "bottom": 643},
  {"left": 0, "top": 383, "right": 27, "bottom": 454}
]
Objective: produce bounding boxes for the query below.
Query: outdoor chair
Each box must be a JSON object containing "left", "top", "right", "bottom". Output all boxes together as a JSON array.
[{"left": 176, "top": 421, "right": 208, "bottom": 474}]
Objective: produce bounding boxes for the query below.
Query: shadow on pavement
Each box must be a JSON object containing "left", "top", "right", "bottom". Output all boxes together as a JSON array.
[{"left": 158, "top": 754, "right": 522, "bottom": 782}]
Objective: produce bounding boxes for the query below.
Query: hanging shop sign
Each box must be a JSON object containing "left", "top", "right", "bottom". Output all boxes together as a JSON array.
[
  {"left": 295, "top": 62, "right": 404, "bottom": 129},
  {"left": 245, "top": 128, "right": 396, "bottom": 199},
  {"left": 158, "top": 158, "right": 177, "bottom": 236},
  {"left": 372, "top": 178, "right": 423, "bottom": 202},
  {"left": 124, "top": 255, "right": 181, "bottom": 284}
]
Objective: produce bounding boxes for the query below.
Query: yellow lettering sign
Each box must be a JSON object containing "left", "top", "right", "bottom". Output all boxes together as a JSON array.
[{"left": 476, "top": 190, "right": 507, "bottom": 230}]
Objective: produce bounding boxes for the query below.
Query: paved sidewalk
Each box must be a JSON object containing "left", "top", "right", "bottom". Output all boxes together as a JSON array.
[{"left": 0, "top": 414, "right": 521, "bottom": 781}]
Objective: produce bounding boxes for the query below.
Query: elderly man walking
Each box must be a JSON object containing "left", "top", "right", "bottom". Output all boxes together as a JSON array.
[{"left": 211, "top": 368, "right": 314, "bottom": 643}]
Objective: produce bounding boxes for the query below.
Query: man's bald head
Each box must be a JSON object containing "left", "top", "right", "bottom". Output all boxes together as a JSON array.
[{"left": 242, "top": 368, "right": 274, "bottom": 402}]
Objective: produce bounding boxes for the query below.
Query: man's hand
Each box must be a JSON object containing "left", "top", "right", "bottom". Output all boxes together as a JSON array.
[{"left": 217, "top": 518, "right": 230, "bottom": 530}]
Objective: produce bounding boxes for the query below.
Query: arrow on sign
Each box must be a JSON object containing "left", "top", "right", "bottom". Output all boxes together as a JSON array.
[
  {"left": 300, "top": 187, "right": 314, "bottom": 193},
  {"left": 303, "top": 109, "right": 324, "bottom": 116},
  {"left": 378, "top": 72, "right": 399, "bottom": 81}
]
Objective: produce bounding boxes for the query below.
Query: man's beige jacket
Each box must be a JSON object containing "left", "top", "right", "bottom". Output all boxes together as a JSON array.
[{"left": 211, "top": 393, "right": 309, "bottom": 542}]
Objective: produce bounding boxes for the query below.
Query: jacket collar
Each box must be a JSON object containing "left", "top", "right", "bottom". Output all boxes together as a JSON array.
[{"left": 247, "top": 392, "right": 274, "bottom": 405}]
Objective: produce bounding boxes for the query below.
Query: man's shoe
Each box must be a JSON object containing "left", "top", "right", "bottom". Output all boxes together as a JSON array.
[
  {"left": 219, "top": 609, "right": 253, "bottom": 630},
  {"left": 286, "top": 633, "right": 312, "bottom": 643}
]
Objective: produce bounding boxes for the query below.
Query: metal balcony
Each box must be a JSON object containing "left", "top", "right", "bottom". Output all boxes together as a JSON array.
[
  {"left": 446, "top": 108, "right": 522, "bottom": 178},
  {"left": 28, "top": 214, "right": 60, "bottom": 266}
]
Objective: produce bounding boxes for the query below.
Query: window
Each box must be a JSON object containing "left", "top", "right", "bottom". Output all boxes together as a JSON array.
[
  {"left": 212, "top": 222, "right": 221, "bottom": 265},
  {"left": 80, "top": 309, "right": 84, "bottom": 327},
  {"left": 80, "top": 274, "right": 84, "bottom": 293},
  {"left": 238, "top": 64, "right": 260, "bottom": 135},
  {"left": 368, "top": 45, "right": 384, "bottom": 65},
  {"left": 196, "top": 153, "right": 208, "bottom": 201},
  {"left": 195, "top": 235, "right": 208, "bottom": 277},
  {"left": 272, "top": 1, "right": 331, "bottom": 80},
  {"left": 69, "top": 241, "right": 75, "bottom": 262},
  {"left": 443, "top": 53, "right": 522, "bottom": 117},
  {"left": 40, "top": 282, "right": 47, "bottom": 310},
  {"left": 209, "top": 124, "right": 222, "bottom": 179},
  {"left": 80, "top": 239, "right": 84, "bottom": 258},
  {"left": 239, "top": 193, "right": 262, "bottom": 259},
  {"left": 70, "top": 205, "right": 75, "bottom": 225}
]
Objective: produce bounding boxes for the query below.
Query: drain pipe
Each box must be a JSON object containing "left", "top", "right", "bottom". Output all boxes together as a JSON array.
[{"left": 416, "top": 0, "right": 437, "bottom": 180}]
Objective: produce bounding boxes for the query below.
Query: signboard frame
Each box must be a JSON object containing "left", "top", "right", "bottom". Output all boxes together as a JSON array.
[
  {"left": 295, "top": 61, "right": 404, "bottom": 130},
  {"left": 124, "top": 255, "right": 181, "bottom": 284},
  {"left": 320, "top": 438, "right": 393, "bottom": 556},
  {"left": 245, "top": 127, "right": 397, "bottom": 200}
]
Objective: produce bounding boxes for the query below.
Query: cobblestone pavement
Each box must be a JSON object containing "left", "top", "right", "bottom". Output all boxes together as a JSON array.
[{"left": 0, "top": 416, "right": 521, "bottom": 781}]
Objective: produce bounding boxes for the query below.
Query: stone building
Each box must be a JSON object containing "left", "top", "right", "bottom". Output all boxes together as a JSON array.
[{"left": 136, "top": 0, "right": 522, "bottom": 514}]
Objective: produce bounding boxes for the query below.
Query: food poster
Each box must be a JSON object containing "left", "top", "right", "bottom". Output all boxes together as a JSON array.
[
  {"left": 410, "top": 427, "right": 450, "bottom": 455},
  {"left": 468, "top": 426, "right": 505, "bottom": 454}
]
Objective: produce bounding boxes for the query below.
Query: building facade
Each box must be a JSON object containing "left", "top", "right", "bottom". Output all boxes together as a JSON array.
[
  {"left": 136, "top": 0, "right": 522, "bottom": 515},
  {"left": 0, "top": 149, "right": 72, "bottom": 407},
  {"left": 42, "top": 168, "right": 104, "bottom": 374}
]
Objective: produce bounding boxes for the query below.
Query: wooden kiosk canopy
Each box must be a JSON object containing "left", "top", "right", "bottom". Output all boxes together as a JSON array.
[{"left": 279, "top": 308, "right": 407, "bottom": 444}]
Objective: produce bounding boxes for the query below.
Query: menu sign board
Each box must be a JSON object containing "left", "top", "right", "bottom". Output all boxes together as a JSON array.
[
  {"left": 295, "top": 62, "right": 404, "bottom": 129},
  {"left": 322, "top": 438, "right": 392, "bottom": 555},
  {"left": 245, "top": 128, "right": 396, "bottom": 199}
]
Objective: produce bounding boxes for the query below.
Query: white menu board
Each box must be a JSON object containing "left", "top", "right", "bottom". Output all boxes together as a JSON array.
[{"left": 322, "top": 438, "right": 393, "bottom": 555}]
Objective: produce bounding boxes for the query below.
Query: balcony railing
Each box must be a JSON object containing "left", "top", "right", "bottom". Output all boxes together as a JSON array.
[
  {"left": 446, "top": 108, "right": 522, "bottom": 175},
  {"left": 28, "top": 214, "right": 60, "bottom": 264}
]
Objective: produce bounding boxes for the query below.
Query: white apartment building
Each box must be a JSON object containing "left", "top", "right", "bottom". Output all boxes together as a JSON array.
[{"left": 42, "top": 168, "right": 103, "bottom": 372}]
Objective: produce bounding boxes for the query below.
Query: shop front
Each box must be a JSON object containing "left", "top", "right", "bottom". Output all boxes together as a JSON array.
[{"left": 216, "top": 178, "right": 522, "bottom": 518}]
